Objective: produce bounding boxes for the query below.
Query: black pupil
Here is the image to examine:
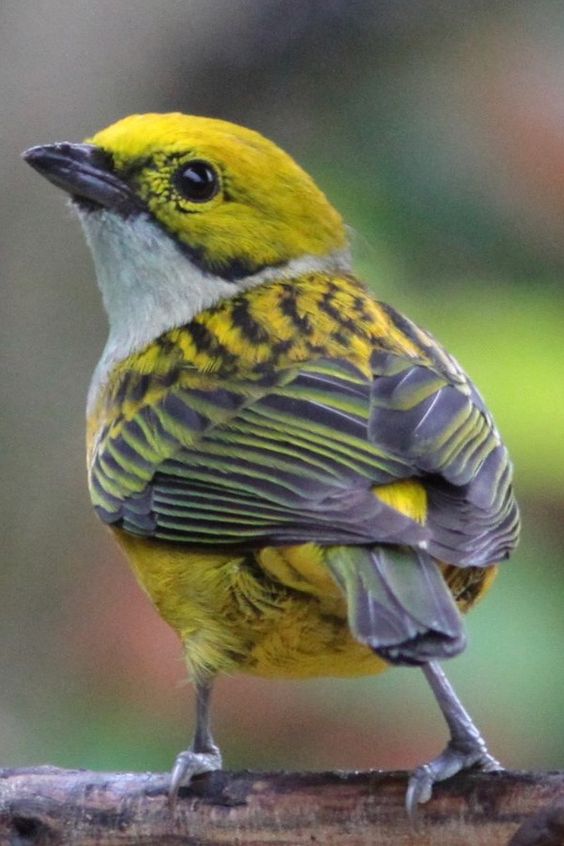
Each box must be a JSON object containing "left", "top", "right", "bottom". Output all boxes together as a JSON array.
[{"left": 174, "top": 161, "right": 217, "bottom": 202}]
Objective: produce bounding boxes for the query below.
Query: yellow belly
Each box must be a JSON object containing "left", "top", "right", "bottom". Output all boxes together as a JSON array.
[
  {"left": 113, "top": 478, "right": 497, "bottom": 682},
  {"left": 115, "top": 532, "right": 387, "bottom": 682}
]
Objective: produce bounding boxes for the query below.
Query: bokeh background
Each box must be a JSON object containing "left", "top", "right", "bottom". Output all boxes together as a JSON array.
[{"left": 2, "top": 1, "right": 563, "bottom": 777}]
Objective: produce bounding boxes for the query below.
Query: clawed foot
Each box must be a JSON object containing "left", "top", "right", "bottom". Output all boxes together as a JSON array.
[
  {"left": 406, "top": 736, "right": 501, "bottom": 818},
  {"left": 168, "top": 745, "right": 223, "bottom": 807}
]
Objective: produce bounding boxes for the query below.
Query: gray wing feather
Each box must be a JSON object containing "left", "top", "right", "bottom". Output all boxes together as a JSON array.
[{"left": 369, "top": 349, "right": 519, "bottom": 566}]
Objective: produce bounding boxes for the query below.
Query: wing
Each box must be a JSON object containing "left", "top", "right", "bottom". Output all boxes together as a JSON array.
[
  {"left": 90, "top": 357, "right": 428, "bottom": 548},
  {"left": 90, "top": 310, "right": 518, "bottom": 564},
  {"left": 368, "top": 306, "right": 520, "bottom": 566}
]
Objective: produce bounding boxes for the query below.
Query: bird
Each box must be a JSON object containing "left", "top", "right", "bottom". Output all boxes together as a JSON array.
[{"left": 23, "top": 113, "right": 519, "bottom": 814}]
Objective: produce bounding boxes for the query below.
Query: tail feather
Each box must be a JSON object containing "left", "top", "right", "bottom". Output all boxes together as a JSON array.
[{"left": 326, "top": 545, "right": 466, "bottom": 665}]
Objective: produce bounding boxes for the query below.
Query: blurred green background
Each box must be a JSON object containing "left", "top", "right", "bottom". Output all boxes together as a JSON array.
[{"left": 2, "top": 1, "right": 563, "bottom": 777}]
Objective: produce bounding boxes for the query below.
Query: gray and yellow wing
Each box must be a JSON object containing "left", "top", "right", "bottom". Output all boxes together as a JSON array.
[
  {"left": 369, "top": 344, "right": 519, "bottom": 565},
  {"left": 90, "top": 342, "right": 519, "bottom": 567},
  {"left": 91, "top": 358, "right": 426, "bottom": 548}
]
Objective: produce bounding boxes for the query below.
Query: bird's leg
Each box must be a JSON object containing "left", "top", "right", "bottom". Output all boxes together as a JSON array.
[
  {"left": 168, "top": 679, "right": 223, "bottom": 806},
  {"left": 406, "top": 660, "right": 501, "bottom": 817}
]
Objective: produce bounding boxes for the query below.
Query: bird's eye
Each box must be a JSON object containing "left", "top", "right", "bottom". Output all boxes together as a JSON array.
[{"left": 173, "top": 160, "right": 219, "bottom": 203}]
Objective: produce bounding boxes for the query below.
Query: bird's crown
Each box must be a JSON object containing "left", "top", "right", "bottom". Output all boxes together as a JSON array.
[{"left": 81, "top": 113, "right": 346, "bottom": 278}]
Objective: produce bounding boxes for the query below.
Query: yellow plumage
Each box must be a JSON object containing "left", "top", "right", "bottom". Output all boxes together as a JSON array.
[
  {"left": 89, "top": 271, "right": 481, "bottom": 682},
  {"left": 24, "top": 112, "right": 518, "bottom": 811},
  {"left": 100, "top": 274, "right": 432, "bottom": 683},
  {"left": 88, "top": 114, "right": 347, "bottom": 272},
  {"left": 118, "top": 534, "right": 388, "bottom": 681},
  {"left": 118, "top": 473, "right": 493, "bottom": 683}
]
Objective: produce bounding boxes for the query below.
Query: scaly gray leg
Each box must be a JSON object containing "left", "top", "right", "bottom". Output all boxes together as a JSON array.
[
  {"left": 406, "top": 661, "right": 501, "bottom": 817},
  {"left": 168, "top": 680, "right": 223, "bottom": 807}
]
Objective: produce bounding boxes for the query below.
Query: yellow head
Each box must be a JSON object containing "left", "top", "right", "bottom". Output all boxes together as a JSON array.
[
  {"left": 23, "top": 113, "right": 350, "bottom": 373},
  {"left": 87, "top": 113, "right": 346, "bottom": 277}
]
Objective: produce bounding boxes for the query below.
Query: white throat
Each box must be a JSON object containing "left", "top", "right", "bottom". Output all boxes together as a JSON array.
[{"left": 78, "top": 209, "right": 351, "bottom": 412}]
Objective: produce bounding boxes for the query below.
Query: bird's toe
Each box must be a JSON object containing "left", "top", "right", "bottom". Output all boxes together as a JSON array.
[
  {"left": 168, "top": 745, "right": 223, "bottom": 808},
  {"left": 406, "top": 739, "right": 502, "bottom": 819}
]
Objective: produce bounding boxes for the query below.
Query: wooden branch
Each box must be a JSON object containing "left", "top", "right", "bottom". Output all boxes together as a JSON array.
[{"left": 0, "top": 766, "right": 563, "bottom": 845}]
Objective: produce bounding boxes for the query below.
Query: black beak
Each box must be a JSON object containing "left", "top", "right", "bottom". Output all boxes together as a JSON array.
[{"left": 22, "top": 143, "right": 143, "bottom": 216}]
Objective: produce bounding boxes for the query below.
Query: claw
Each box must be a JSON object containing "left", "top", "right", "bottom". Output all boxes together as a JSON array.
[
  {"left": 405, "top": 738, "right": 501, "bottom": 819},
  {"left": 406, "top": 764, "right": 433, "bottom": 820},
  {"left": 168, "top": 745, "right": 223, "bottom": 809}
]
